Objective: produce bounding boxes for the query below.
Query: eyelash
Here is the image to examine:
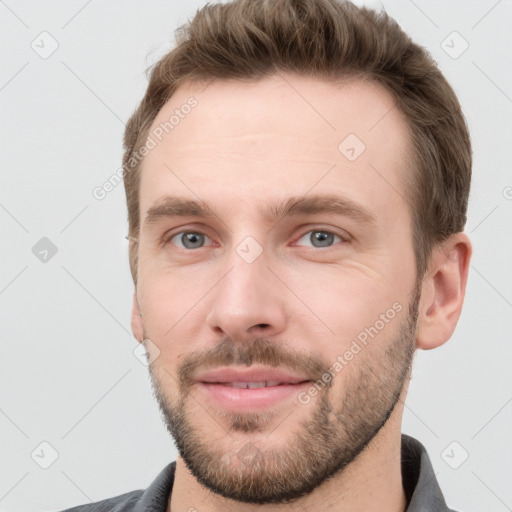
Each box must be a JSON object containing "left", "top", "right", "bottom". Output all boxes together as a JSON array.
[{"left": 162, "top": 227, "right": 350, "bottom": 251}]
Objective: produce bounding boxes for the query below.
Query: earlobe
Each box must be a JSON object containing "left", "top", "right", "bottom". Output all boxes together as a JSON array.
[
  {"left": 131, "top": 290, "right": 145, "bottom": 343},
  {"left": 415, "top": 233, "right": 472, "bottom": 350}
]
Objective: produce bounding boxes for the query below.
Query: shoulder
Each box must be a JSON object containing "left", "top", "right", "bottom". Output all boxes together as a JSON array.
[
  {"left": 55, "top": 489, "right": 144, "bottom": 512},
  {"left": 54, "top": 461, "right": 176, "bottom": 512}
]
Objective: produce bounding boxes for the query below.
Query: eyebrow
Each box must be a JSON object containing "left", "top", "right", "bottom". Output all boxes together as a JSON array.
[{"left": 143, "top": 194, "right": 378, "bottom": 228}]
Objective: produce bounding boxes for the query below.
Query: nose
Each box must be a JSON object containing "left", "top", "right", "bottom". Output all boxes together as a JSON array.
[{"left": 205, "top": 248, "right": 287, "bottom": 342}]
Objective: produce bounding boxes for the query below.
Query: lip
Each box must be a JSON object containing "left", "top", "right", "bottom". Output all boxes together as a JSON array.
[
  {"left": 196, "top": 366, "right": 310, "bottom": 385},
  {"left": 198, "top": 381, "right": 311, "bottom": 412},
  {"left": 195, "top": 366, "right": 312, "bottom": 413}
]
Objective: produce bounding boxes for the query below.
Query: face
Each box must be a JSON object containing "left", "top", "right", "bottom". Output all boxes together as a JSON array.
[{"left": 132, "top": 74, "right": 420, "bottom": 504}]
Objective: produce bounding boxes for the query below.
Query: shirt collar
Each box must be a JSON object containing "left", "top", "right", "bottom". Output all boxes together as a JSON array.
[
  {"left": 401, "top": 434, "right": 455, "bottom": 511},
  {"left": 132, "top": 461, "right": 176, "bottom": 512}
]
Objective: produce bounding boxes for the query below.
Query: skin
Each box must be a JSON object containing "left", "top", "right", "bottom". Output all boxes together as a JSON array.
[{"left": 130, "top": 73, "right": 472, "bottom": 512}]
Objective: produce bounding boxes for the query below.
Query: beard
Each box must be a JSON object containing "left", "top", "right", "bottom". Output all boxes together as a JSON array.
[{"left": 144, "top": 283, "right": 420, "bottom": 505}]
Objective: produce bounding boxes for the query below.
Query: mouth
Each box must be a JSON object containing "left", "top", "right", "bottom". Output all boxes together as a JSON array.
[
  {"left": 194, "top": 367, "right": 313, "bottom": 412},
  {"left": 208, "top": 380, "right": 310, "bottom": 388}
]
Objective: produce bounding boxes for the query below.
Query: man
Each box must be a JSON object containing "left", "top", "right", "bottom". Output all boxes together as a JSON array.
[{"left": 60, "top": 0, "right": 472, "bottom": 510}]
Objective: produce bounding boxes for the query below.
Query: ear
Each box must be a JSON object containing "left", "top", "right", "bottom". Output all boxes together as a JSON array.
[
  {"left": 131, "top": 289, "right": 144, "bottom": 344},
  {"left": 416, "top": 232, "right": 472, "bottom": 350}
]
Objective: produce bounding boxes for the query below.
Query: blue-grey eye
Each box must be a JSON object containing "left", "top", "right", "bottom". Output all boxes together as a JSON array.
[
  {"left": 296, "top": 230, "right": 342, "bottom": 248},
  {"left": 172, "top": 231, "right": 209, "bottom": 249}
]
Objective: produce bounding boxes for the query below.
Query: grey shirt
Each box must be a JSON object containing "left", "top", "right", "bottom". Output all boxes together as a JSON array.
[{"left": 57, "top": 434, "right": 458, "bottom": 512}]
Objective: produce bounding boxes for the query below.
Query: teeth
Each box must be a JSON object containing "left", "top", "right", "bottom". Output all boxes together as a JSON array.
[
  {"left": 230, "top": 382, "right": 250, "bottom": 388},
  {"left": 220, "top": 381, "right": 284, "bottom": 388},
  {"left": 247, "top": 382, "right": 266, "bottom": 389}
]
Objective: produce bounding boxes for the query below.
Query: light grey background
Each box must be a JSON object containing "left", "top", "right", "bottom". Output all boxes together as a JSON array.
[{"left": 1, "top": 1, "right": 511, "bottom": 511}]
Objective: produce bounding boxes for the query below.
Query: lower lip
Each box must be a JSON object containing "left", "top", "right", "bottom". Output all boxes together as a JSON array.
[{"left": 198, "top": 382, "right": 311, "bottom": 412}]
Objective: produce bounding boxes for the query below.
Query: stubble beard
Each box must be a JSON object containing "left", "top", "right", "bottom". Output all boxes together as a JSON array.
[{"left": 145, "top": 286, "right": 420, "bottom": 504}]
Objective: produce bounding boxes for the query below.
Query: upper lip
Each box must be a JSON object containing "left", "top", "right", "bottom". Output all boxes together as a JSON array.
[{"left": 196, "top": 367, "right": 311, "bottom": 384}]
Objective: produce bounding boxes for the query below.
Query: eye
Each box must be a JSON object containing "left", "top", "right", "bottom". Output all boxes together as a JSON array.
[
  {"left": 167, "top": 230, "right": 214, "bottom": 250},
  {"left": 294, "top": 229, "right": 346, "bottom": 249},
  {"left": 164, "top": 227, "right": 348, "bottom": 252}
]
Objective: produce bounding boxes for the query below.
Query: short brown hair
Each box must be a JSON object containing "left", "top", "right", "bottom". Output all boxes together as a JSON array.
[{"left": 123, "top": 0, "right": 471, "bottom": 285}]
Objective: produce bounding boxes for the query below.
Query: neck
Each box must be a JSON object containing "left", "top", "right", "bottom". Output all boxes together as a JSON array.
[{"left": 168, "top": 412, "right": 407, "bottom": 512}]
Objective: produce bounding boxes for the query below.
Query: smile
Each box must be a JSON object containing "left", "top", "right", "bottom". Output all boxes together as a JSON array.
[{"left": 214, "top": 381, "right": 299, "bottom": 388}]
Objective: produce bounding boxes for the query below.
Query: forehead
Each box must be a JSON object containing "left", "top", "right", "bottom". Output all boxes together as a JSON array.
[{"left": 138, "top": 73, "right": 414, "bottom": 225}]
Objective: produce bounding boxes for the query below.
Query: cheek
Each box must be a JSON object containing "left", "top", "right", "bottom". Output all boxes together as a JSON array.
[
  {"left": 138, "top": 281, "right": 179, "bottom": 333},
  {"left": 136, "top": 266, "right": 213, "bottom": 359},
  {"left": 290, "top": 265, "right": 409, "bottom": 370},
  {"left": 291, "top": 264, "right": 392, "bottom": 328}
]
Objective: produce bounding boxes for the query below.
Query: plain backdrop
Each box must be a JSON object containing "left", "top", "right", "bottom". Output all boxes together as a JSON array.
[{"left": 1, "top": 1, "right": 511, "bottom": 511}]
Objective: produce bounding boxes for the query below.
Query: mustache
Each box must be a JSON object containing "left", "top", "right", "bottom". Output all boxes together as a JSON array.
[{"left": 178, "top": 338, "right": 331, "bottom": 391}]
